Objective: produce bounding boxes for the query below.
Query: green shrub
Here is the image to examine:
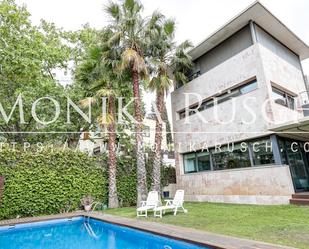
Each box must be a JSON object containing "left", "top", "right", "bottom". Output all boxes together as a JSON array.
[
  {"left": 161, "top": 165, "right": 176, "bottom": 186},
  {"left": 117, "top": 156, "right": 137, "bottom": 207},
  {"left": 0, "top": 147, "right": 175, "bottom": 219},
  {"left": 0, "top": 148, "right": 107, "bottom": 219}
]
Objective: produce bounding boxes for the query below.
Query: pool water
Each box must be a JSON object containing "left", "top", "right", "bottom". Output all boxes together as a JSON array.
[{"left": 0, "top": 217, "right": 209, "bottom": 249}]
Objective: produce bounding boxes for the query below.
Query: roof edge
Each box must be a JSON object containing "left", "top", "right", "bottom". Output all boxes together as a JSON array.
[{"left": 188, "top": 1, "right": 309, "bottom": 61}]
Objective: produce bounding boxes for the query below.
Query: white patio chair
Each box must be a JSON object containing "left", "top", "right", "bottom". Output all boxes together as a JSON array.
[
  {"left": 136, "top": 191, "right": 159, "bottom": 218},
  {"left": 154, "top": 190, "right": 187, "bottom": 218}
]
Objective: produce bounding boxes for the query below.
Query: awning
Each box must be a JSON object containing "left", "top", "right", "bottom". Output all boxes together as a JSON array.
[{"left": 269, "top": 116, "right": 309, "bottom": 141}]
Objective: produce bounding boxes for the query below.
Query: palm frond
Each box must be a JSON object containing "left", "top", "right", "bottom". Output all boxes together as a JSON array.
[
  {"left": 79, "top": 97, "right": 96, "bottom": 108},
  {"left": 107, "top": 31, "right": 122, "bottom": 47},
  {"left": 148, "top": 10, "right": 164, "bottom": 29},
  {"left": 177, "top": 40, "right": 193, "bottom": 51},
  {"left": 124, "top": 0, "right": 135, "bottom": 11},
  {"left": 121, "top": 48, "right": 148, "bottom": 77},
  {"left": 121, "top": 48, "right": 140, "bottom": 70},
  {"left": 163, "top": 19, "right": 175, "bottom": 37},
  {"left": 105, "top": 2, "right": 121, "bottom": 22},
  {"left": 97, "top": 113, "right": 114, "bottom": 126},
  {"left": 96, "top": 88, "right": 116, "bottom": 97},
  {"left": 148, "top": 76, "right": 160, "bottom": 91}
]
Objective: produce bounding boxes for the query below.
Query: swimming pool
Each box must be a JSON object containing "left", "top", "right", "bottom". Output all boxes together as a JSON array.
[{"left": 0, "top": 217, "right": 210, "bottom": 249}]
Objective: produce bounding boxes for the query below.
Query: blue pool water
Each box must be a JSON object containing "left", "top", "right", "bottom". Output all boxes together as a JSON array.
[{"left": 0, "top": 217, "right": 210, "bottom": 249}]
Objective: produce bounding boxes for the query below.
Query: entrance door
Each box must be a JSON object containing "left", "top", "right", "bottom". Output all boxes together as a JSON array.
[{"left": 285, "top": 141, "right": 309, "bottom": 191}]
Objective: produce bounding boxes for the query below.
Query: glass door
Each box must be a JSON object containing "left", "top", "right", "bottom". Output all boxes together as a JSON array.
[{"left": 285, "top": 141, "right": 309, "bottom": 191}]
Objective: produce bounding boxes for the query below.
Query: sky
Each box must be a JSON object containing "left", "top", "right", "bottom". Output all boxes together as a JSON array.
[{"left": 15, "top": 0, "right": 309, "bottom": 114}]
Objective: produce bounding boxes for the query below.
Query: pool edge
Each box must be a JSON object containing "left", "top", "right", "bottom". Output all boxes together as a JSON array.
[{"left": 0, "top": 212, "right": 295, "bottom": 249}]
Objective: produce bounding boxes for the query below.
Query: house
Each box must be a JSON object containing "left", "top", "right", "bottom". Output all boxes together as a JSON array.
[
  {"left": 171, "top": 2, "right": 309, "bottom": 205},
  {"left": 142, "top": 114, "right": 168, "bottom": 151},
  {"left": 78, "top": 115, "right": 169, "bottom": 157}
]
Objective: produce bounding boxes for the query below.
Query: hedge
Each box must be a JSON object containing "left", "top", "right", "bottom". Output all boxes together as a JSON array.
[
  {"left": 0, "top": 148, "right": 107, "bottom": 219},
  {"left": 0, "top": 148, "right": 176, "bottom": 219}
]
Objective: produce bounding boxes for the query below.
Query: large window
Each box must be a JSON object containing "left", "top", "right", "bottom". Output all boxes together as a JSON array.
[
  {"left": 178, "top": 78, "right": 258, "bottom": 119},
  {"left": 183, "top": 137, "right": 276, "bottom": 174},
  {"left": 251, "top": 139, "right": 275, "bottom": 165},
  {"left": 272, "top": 87, "right": 295, "bottom": 110},
  {"left": 197, "top": 152, "right": 211, "bottom": 171},
  {"left": 184, "top": 154, "right": 197, "bottom": 173},
  {"left": 212, "top": 144, "right": 251, "bottom": 170},
  {"left": 184, "top": 151, "right": 211, "bottom": 173}
]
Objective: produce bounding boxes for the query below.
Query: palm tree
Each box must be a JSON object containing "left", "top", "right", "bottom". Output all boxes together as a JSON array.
[
  {"left": 77, "top": 28, "right": 129, "bottom": 208},
  {"left": 105, "top": 0, "right": 150, "bottom": 204},
  {"left": 148, "top": 17, "right": 193, "bottom": 192}
]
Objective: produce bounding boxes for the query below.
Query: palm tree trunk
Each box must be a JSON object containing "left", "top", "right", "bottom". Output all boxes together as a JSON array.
[
  {"left": 108, "top": 95, "right": 119, "bottom": 208},
  {"left": 152, "top": 90, "right": 164, "bottom": 193},
  {"left": 132, "top": 69, "right": 148, "bottom": 206}
]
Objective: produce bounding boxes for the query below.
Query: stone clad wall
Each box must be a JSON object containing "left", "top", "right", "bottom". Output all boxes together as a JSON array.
[
  {"left": 177, "top": 165, "right": 295, "bottom": 205},
  {"left": 171, "top": 44, "right": 269, "bottom": 154},
  {"left": 171, "top": 28, "right": 305, "bottom": 204}
]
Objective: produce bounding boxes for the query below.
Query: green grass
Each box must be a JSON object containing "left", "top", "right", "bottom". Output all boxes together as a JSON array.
[{"left": 105, "top": 202, "right": 309, "bottom": 249}]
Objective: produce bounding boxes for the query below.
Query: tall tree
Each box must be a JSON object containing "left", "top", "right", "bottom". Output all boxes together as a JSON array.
[
  {"left": 105, "top": 0, "right": 151, "bottom": 204},
  {"left": 0, "top": 0, "right": 75, "bottom": 144},
  {"left": 148, "top": 16, "right": 193, "bottom": 192},
  {"left": 75, "top": 28, "right": 132, "bottom": 208}
]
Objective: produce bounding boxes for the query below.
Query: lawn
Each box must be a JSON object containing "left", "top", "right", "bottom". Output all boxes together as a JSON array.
[{"left": 105, "top": 202, "right": 309, "bottom": 249}]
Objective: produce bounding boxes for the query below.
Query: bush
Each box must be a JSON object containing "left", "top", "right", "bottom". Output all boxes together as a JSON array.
[
  {"left": 116, "top": 156, "right": 137, "bottom": 207},
  {"left": 0, "top": 147, "right": 176, "bottom": 219},
  {"left": 0, "top": 148, "right": 107, "bottom": 219},
  {"left": 161, "top": 165, "right": 176, "bottom": 187}
]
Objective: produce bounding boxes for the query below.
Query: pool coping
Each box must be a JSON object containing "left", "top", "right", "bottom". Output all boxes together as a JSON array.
[{"left": 0, "top": 211, "right": 296, "bottom": 249}]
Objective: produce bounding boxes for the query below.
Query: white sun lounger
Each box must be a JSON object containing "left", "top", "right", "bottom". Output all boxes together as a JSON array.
[
  {"left": 154, "top": 190, "right": 187, "bottom": 218},
  {"left": 136, "top": 191, "right": 159, "bottom": 218}
]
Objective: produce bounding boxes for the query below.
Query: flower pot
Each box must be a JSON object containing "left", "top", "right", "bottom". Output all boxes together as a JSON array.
[{"left": 84, "top": 205, "right": 92, "bottom": 212}]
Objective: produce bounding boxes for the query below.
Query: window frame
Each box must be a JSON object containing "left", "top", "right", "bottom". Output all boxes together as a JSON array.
[
  {"left": 182, "top": 136, "right": 278, "bottom": 174},
  {"left": 271, "top": 86, "right": 296, "bottom": 110},
  {"left": 178, "top": 77, "right": 258, "bottom": 120}
]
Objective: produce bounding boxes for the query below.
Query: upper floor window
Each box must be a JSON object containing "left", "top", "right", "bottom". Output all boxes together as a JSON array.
[
  {"left": 272, "top": 87, "right": 295, "bottom": 110},
  {"left": 178, "top": 78, "right": 258, "bottom": 119},
  {"left": 188, "top": 70, "right": 201, "bottom": 82}
]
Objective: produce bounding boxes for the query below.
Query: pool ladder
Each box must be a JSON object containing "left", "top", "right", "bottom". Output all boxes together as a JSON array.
[
  {"left": 84, "top": 219, "right": 98, "bottom": 239},
  {"left": 84, "top": 202, "right": 105, "bottom": 239}
]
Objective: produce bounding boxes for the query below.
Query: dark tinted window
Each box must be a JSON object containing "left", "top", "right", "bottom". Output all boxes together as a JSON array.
[
  {"left": 272, "top": 87, "right": 295, "bottom": 110},
  {"left": 251, "top": 139, "right": 275, "bottom": 165},
  {"left": 178, "top": 78, "right": 257, "bottom": 119},
  {"left": 197, "top": 152, "right": 211, "bottom": 171}
]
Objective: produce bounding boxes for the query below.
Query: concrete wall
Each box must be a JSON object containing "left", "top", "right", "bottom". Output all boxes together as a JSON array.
[
  {"left": 255, "top": 25, "right": 302, "bottom": 71},
  {"left": 162, "top": 183, "right": 177, "bottom": 198},
  {"left": 255, "top": 25, "right": 307, "bottom": 126},
  {"left": 178, "top": 165, "right": 294, "bottom": 205},
  {"left": 194, "top": 25, "right": 253, "bottom": 75}
]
